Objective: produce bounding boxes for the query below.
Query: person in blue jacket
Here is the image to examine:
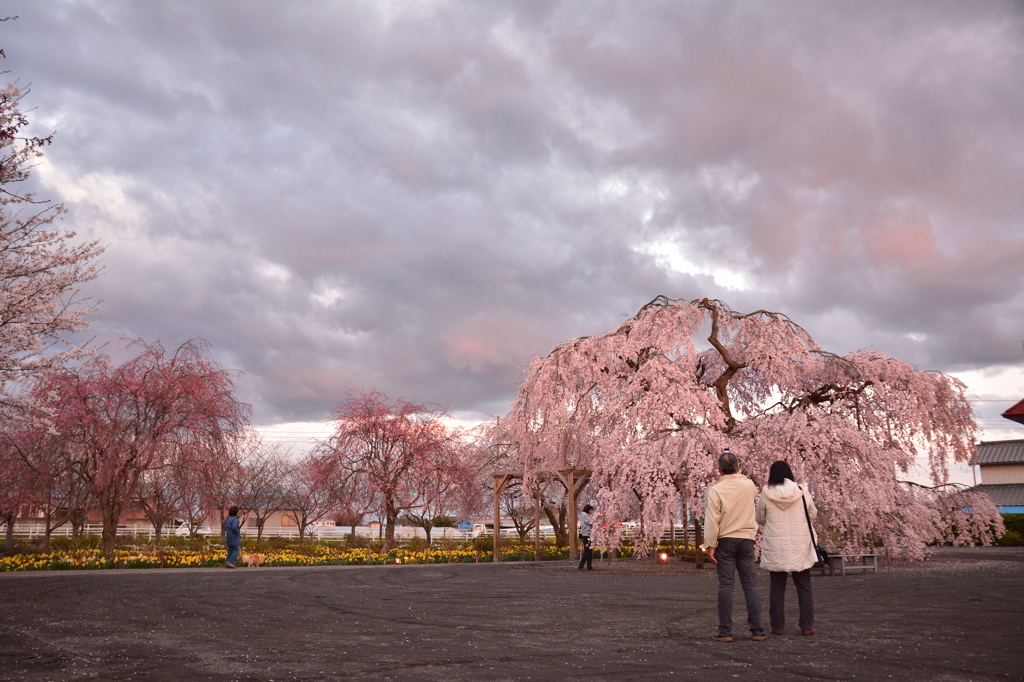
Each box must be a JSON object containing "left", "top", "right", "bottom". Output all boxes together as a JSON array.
[{"left": 224, "top": 506, "right": 241, "bottom": 569}]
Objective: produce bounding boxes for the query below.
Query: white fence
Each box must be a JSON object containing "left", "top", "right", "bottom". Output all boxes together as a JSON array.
[
  {"left": 5, "top": 522, "right": 487, "bottom": 542},
  {"left": 4, "top": 521, "right": 691, "bottom": 542}
]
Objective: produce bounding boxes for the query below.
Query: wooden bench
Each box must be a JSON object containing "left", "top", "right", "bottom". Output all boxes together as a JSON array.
[{"left": 813, "top": 553, "right": 878, "bottom": 577}]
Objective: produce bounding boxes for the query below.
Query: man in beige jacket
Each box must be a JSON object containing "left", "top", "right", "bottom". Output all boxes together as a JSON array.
[{"left": 701, "top": 449, "right": 767, "bottom": 642}]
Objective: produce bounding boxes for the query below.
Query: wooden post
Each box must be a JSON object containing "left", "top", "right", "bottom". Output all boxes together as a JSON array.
[
  {"left": 487, "top": 468, "right": 588, "bottom": 564},
  {"left": 568, "top": 469, "right": 578, "bottom": 563},
  {"left": 493, "top": 475, "right": 501, "bottom": 563},
  {"left": 533, "top": 490, "right": 541, "bottom": 562},
  {"left": 555, "top": 469, "right": 574, "bottom": 562},
  {"left": 669, "top": 514, "right": 675, "bottom": 555},
  {"left": 556, "top": 468, "right": 590, "bottom": 564}
]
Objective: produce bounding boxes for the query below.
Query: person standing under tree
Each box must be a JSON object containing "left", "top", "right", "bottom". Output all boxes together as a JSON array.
[
  {"left": 756, "top": 460, "right": 818, "bottom": 636},
  {"left": 224, "top": 506, "right": 241, "bottom": 569},
  {"left": 701, "top": 449, "right": 768, "bottom": 642},
  {"left": 578, "top": 504, "right": 595, "bottom": 571}
]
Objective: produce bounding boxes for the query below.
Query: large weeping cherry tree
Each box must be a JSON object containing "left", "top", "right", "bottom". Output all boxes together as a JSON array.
[{"left": 506, "top": 296, "right": 1003, "bottom": 558}]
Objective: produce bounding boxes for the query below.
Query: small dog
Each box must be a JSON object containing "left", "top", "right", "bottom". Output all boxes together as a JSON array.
[{"left": 242, "top": 553, "right": 266, "bottom": 568}]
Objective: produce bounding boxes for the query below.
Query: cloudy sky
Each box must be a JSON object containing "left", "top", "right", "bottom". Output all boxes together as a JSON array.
[{"left": 4, "top": 1, "right": 1024, "bottom": 460}]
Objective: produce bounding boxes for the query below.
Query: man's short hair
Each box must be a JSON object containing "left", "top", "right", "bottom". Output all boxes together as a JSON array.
[{"left": 718, "top": 450, "right": 739, "bottom": 475}]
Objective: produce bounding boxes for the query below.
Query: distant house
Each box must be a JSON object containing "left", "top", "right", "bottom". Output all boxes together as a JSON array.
[{"left": 970, "top": 398, "right": 1024, "bottom": 514}]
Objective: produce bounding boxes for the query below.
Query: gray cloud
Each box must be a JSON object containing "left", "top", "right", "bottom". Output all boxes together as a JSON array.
[{"left": 4, "top": 1, "right": 1023, "bottom": 425}]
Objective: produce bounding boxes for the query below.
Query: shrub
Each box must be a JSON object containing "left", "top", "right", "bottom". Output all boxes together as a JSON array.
[
  {"left": 50, "top": 535, "right": 102, "bottom": 552},
  {"left": 406, "top": 537, "right": 429, "bottom": 551},
  {"left": 1000, "top": 513, "right": 1024, "bottom": 536},
  {"left": 996, "top": 530, "right": 1023, "bottom": 547},
  {"left": 3, "top": 541, "right": 43, "bottom": 556},
  {"left": 157, "top": 536, "right": 191, "bottom": 548}
]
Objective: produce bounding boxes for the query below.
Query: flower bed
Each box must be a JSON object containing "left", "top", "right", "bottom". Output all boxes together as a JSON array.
[{"left": 0, "top": 544, "right": 576, "bottom": 572}]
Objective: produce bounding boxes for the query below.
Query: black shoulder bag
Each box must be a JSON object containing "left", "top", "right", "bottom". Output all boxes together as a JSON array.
[{"left": 801, "top": 487, "right": 829, "bottom": 569}]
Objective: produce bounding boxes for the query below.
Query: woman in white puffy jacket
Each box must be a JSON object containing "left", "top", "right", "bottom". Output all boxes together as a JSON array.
[{"left": 756, "top": 460, "right": 818, "bottom": 636}]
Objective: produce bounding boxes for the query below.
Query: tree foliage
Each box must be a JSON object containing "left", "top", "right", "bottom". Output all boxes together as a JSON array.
[
  {"left": 0, "top": 59, "right": 103, "bottom": 419},
  {"left": 281, "top": 454, "right": 335, "bottom": 542},
  {"left": 506, "top": 296, "right": 1002, "bottom": 557},
  {"left": 234, "top": 438, "right": 290, "bottom": 541},
  {"left": 316, "top": 390, "right": 471, "bottom": 550},
  {"left": 25, "top": 339, "right": 250, "bottom": 557}
]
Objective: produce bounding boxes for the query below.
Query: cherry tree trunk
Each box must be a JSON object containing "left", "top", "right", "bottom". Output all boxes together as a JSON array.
[
  {"left": 101, "top": 505, "right": 122, "bottom": 561},
  {"left": 384, "top": 511, "right": 399, "bottom": 551},
  {"left": 543, "top": 505, "right": 568, "bottom": 547},
  {"left": 71, "top": 510, "right": 85, "bottom": 539},
  {"left": 694, "top": 520, "right": 704, "bottom": 569}
]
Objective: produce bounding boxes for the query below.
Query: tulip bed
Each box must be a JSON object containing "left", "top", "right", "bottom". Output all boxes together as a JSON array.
[{"left": 0, "top": 543, "right": 575, "bottom": 572}]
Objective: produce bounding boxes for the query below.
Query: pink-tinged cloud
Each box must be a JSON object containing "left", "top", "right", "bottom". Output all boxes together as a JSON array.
[
  {"left": 863, "top": 214, "right": 939, "bottom": 267},
  {"left": 441, "top": 316, "right": 540, "bottom": 377}
]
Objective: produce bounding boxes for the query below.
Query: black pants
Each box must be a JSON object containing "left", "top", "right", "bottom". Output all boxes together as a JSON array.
[
  {"left": 769, "top": 569, "right": 814, "bottom": 632},
  {"left": 578, "top": 535, "right": 593, "bottom": 570},
  {"left": 715, "top": 537, "right": 764, "bottom": 636}
]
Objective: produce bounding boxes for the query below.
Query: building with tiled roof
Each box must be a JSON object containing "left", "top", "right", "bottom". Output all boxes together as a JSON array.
[
  {"left": 968, "top": 408, "right": 1024, "bottom": 513},
  {"left": 972, "top": 483, "right": 1024, "bottom": 509},
  {"left": 972, "top": 439, "right": 1024, "bottom": 469}
]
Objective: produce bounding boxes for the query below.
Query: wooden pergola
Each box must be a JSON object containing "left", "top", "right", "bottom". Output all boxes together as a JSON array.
[{"left": 491, "top": 467, "right": 591, "bottom": 562}]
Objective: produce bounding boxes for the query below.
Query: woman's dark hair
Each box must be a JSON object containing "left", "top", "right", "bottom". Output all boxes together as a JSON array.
[
  {"left": 582, "top": 504, "right": 594, "bottom": 514},
  {"left": 718, "top": 449, "right": 739, "bottom": 475},
  {"left": 228, "top": 506, "right": 239, "bottom": 517},
  {"left": 767, "top": 461, "right": 796, "bottom": 486}
]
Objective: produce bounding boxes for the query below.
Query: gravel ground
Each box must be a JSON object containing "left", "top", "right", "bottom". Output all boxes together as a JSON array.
[{"left": 0, "top": 546, "right": 1021, "bottom": 681}]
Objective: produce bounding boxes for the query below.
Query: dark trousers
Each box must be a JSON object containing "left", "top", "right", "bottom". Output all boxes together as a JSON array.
[
  {"left": 578, "top": 535, "right": 593, "bottom": 570},
  {"left": 769, "top": 569, "right": 814, "bottom": 632},
  {"left": 715, "top": 537, "right": 764, "bottom": 636}
]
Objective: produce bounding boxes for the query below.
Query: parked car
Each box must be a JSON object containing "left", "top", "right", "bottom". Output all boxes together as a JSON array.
[
  {"left": 312, "top": 525, "right": 349, "bottom": 540},
  {"left": 174, "top": 523, "right": 211, "bottom": 537}
]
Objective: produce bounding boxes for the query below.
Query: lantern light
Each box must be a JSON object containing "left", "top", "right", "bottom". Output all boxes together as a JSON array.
[{"left": 658, "top": 552, "right": 668, "bottom": 563}]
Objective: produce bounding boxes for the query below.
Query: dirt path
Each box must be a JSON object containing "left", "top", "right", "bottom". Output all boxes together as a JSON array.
[{"left": 1, "top": 547, "right": 1021, "bottom": 681}]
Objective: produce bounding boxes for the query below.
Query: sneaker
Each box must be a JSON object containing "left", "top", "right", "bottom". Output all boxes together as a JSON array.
[
  {"left": 712, "top": 635, "right": 734, "bottom": 642},
  {"left": 772, "top": 630, "right": 784, "bottom": 635},
  {"left": 801, "top": 630, "right": 814, "bottom": 636},
  {"left": 225, "top": 563, "right": 236, "bottom": 569},
  {"left": 751, "top": 634, "right": 769, "bottom": 641}
]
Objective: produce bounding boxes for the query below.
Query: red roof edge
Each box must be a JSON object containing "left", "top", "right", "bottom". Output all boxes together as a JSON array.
[{"left": 1002, "top": 398, "right": 1024, "bottom": 426}]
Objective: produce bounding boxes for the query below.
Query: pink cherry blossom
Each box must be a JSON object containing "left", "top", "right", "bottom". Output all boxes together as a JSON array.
[
  {"left": 27, "top": 339, "right": 250, "bottom": 558},
  {"left": 505, "top": 297, "right": 1002, "bottom": 557}
]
